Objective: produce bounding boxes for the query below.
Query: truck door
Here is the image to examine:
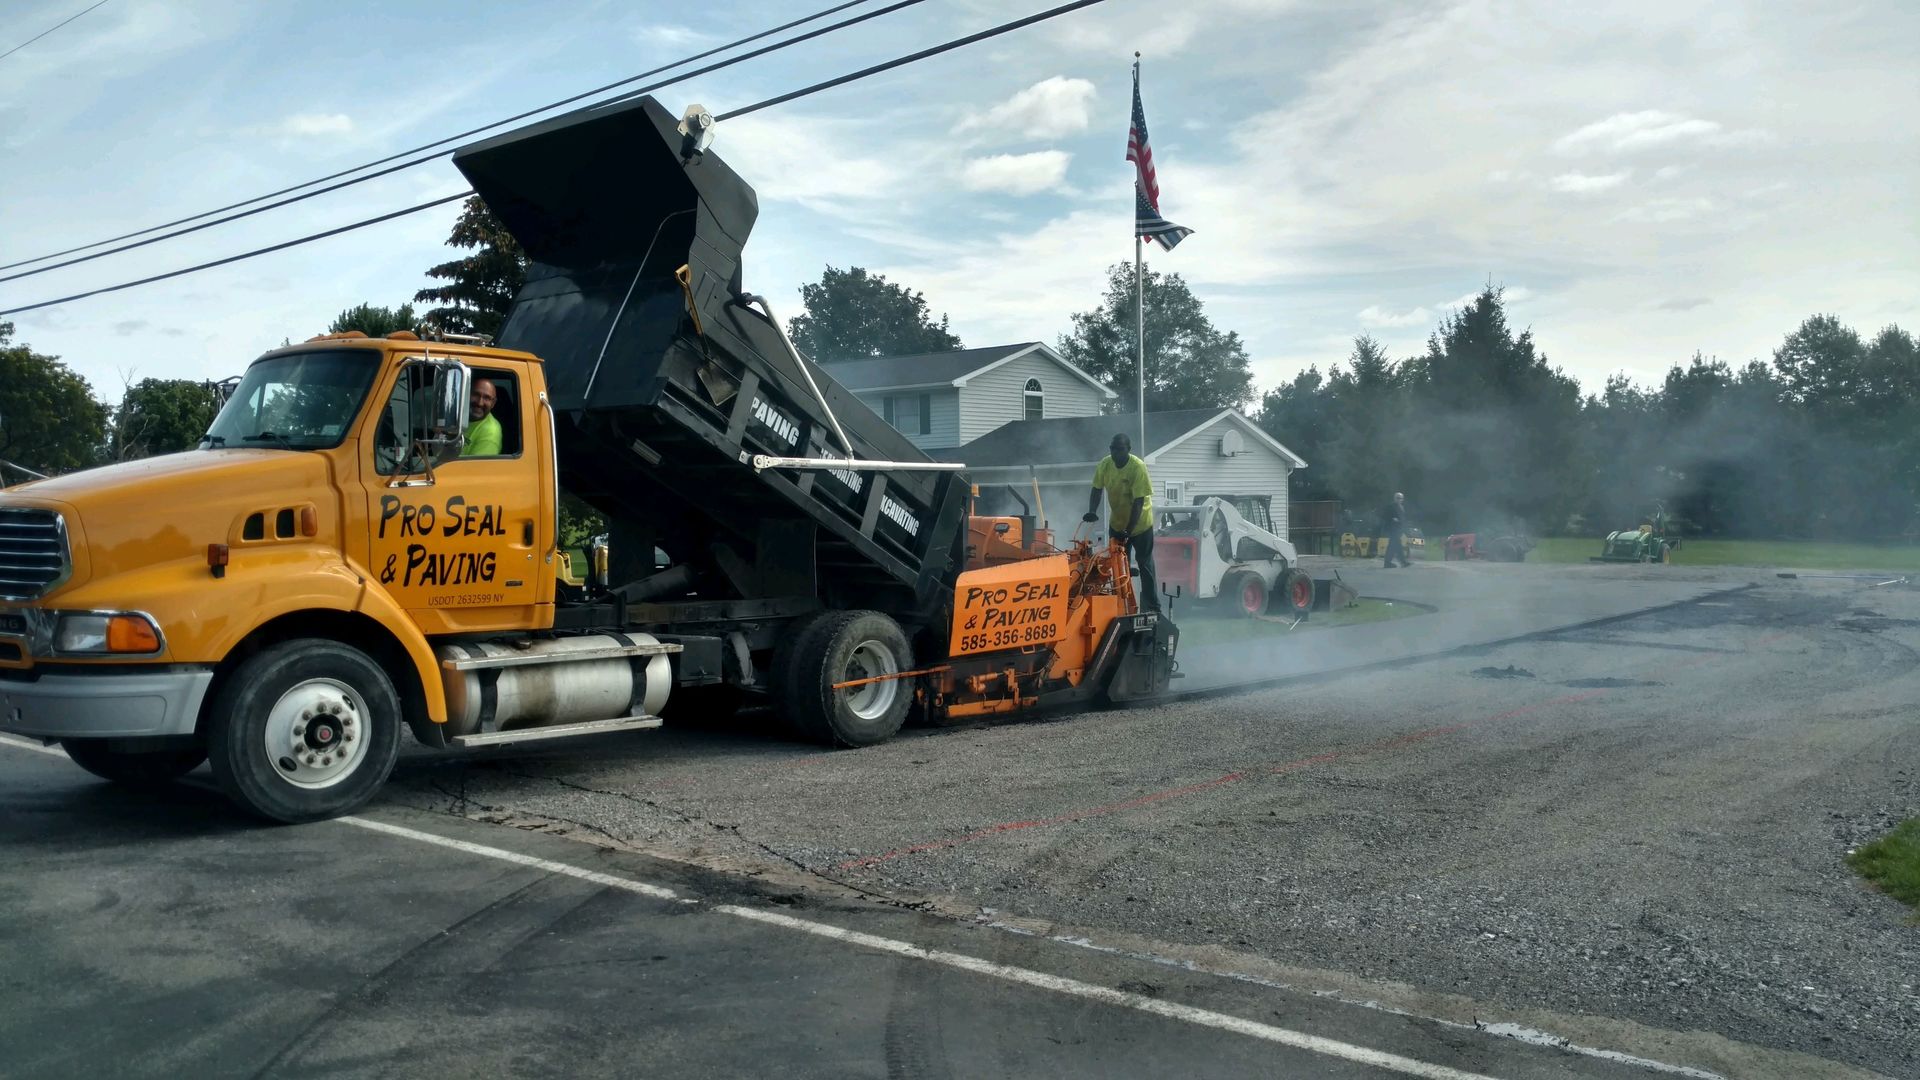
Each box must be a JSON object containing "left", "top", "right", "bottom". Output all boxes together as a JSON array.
[{"left": 362, "top": 359, "right": 551, "bottom": 633}]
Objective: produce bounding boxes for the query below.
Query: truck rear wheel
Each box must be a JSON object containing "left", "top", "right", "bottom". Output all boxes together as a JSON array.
[
  {"left": 206, "top": 638, "right": 402, "bottom": 823},
  {"left": 61, "top": 740, "right": 206, "bottom": 788},
  {"left": 789, "top": 611, "right": 913, "bottom": 747}
]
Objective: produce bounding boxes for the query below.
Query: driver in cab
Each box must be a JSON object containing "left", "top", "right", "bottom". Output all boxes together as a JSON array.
[{"left": 462, "top": 377, "right": 500, "bottom": 457}]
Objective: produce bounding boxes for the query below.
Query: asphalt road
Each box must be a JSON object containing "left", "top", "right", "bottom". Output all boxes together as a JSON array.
[
  {"left": 375, "top": 563, "right": 1915, "bottom": 1079},
  {"left": 3, "top": 562, "right": 1913, "bottom": 1078},
  {"left": 5, "top": 741, "right": 1661, "bottom": 1080}
]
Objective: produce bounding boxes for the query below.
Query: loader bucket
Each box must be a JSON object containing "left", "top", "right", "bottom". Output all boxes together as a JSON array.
[{"left": 452, "top": 96, "right": 760, "bottom": 411}]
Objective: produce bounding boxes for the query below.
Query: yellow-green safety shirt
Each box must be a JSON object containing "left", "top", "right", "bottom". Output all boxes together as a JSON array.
[{"left": 1093, "top": 453, "right": 1153, "bottom": 534}]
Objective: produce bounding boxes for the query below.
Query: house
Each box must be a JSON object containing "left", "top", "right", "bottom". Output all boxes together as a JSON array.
[
  {"left": 947, "top": 408, "right": 1309, "bottom": 538},
  {"left": 817, "top": 342, "right": 1117, "bottom": 452}
]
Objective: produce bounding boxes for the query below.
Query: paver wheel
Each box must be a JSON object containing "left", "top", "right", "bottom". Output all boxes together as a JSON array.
[
  {"left": 62, "top": 740, "right": 206, "bottom": 788},
  {"left": 1221, "top": 572, "right": 1269, "bottom": 618},
  {"left": 788, "top": 611, "right": 913, "bottom": 747},
  {"left": 1279, "top": 567, "right": 1314, "bottom": 618},
  {"left": 206, "top": 638, "right": 402, "bottom": 823}
]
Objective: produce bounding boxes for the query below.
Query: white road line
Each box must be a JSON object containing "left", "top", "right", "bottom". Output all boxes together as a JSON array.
[
  {"left": 719, "top": 903, "right": 1500, "bottom": 1080},
  {"left": 0, "top": 734, "right": 65, "bottom": 757},
  {"left": 338, "top": 814, "right": 1494, "bottom": 1080},
  {"left": 338, "top": 816, "right": 683, "bottom": 901}
]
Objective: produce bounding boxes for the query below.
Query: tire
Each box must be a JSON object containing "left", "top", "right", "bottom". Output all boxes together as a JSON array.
[
  {"left": 1279, "top": 567, "right": 1314, "bottom": 618},
  {"left": 206, "top": 638, "right": 402, "bottom": 823},
  {"left": 770, "top": 611, "right": 842, "bottom": 736},
  {"left": 1221, "top": 572, "right": 1269, "bottom": 618},
  {"left": 61, "top": 739, "right": 206, "bottom": 788},
  {"left": 789, "top": 610, "right": 913, "bottom": 747}
]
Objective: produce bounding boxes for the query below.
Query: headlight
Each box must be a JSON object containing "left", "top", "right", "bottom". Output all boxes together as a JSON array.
[{"left": 54, "top": 612, "right": 162, "bottom": 655}]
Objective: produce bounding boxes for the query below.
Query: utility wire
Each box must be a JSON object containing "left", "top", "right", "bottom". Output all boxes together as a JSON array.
[
  {"left": 1, "top": 193, "right": 474, "bottom": 317},
  {"left": 0, "top": 0, "right": 113, "bottom": 63},
  {"left": 0, "top": 0, "right": 1112, "bottom": 318},
  {"left": 0, "top": 0, "right": 901, "bottom": 276}
]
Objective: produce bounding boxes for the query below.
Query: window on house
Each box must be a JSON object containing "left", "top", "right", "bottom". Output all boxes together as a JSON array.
[
  {"left": 1023, "top": 378, "right": 1044, "bottom": 421},
  {"left": 883, "top": 393, "right": 931, "bottom": 436}
]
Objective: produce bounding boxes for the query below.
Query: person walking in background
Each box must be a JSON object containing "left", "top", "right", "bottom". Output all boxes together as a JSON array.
[{"left": 1380, "top": 491, "right": 1412, "bottom": 568}]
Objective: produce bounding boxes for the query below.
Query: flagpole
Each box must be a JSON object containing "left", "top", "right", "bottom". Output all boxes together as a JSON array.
[{"left": 1133, "top": 52, "right": 1146, "bottom": 454}]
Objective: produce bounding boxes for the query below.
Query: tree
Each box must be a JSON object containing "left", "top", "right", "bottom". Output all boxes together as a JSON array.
[
  {"left": 414, "top": 196, "right": 527, "bottom": 338},
  {"left": 0, "top": 322, "right": 109, "bottom": 476},
  {"left": 1396, "top": 287, "right": 1583, "bottom": 532},
  {"left": 1056, "top": 263, "right": 1255, "bottom": 413},
  {"left": 328, "top": 303, "right": 419, "bottom": 338},
  {"left": 787, "top": 266, "right": 961, "bottom": 361},
  {"left": 109, "top": 378, "right": 224, "bottom": 460}
]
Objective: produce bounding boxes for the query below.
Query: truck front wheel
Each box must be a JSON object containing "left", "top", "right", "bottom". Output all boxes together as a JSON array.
[
  {"left": 207, "top": 638, "right": 402, "bottom": 823},
  {"left": 61, "top": 740, "right": 207, "bottom": 788}
]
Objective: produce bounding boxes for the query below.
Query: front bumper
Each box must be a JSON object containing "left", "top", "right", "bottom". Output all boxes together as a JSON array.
[{"left": 0, "top": 669, "right": 213, "bottom": 740}]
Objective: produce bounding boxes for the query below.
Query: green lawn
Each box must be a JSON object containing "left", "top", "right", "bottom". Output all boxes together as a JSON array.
[
  {"left": 1529, "top": 537, "right": 1920, "bottom": 571},
  {"left": 1174, "top": 597, "right": 1425, "bottom": 647},
  {"left": 1848, "top": 818, "right": 1920, "bottom": 914}
]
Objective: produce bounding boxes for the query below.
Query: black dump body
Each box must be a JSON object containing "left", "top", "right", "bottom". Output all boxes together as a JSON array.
[{"left": 453, "top": 97, "right": 967, "bottom": 622}]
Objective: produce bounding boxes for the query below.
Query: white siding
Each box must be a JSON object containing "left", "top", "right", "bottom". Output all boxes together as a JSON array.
[
  {"left": 856, "top": 389, "right": 961, "bottom": 451},
  {"left": 1149, "top": 416, "right": 1294, "bottom": 535},
  {"left": 956, "top": 351, "right": 1108, "bottom": 443}
]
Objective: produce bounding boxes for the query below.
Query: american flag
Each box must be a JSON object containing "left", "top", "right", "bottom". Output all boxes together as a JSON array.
[{"left": 1127, "top": 61, "right": 1192, "bottom": 250}]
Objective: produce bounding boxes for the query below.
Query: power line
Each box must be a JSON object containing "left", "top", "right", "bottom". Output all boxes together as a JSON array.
[
  {"left": 0, "top": 0, "right": 907, "bottom": 276},
  {"left": 715, "top": 0, "right": 1104, "bottom": 122},
  {"left": 1, "top": 193, "right": 473, "bottom": 317},
  {"left": 0, "top": 0, "right": 1113, "bottom": 319},
  {"left": 0, "top": 0, "right": 113, "bottom": 63}
]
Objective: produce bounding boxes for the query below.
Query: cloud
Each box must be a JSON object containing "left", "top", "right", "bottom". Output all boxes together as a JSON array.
[
  {"left": 1357, "top": 305, "right": 1430, "bottom": 328},
  {"left": 1552, "top": 110, "right": 1768, "bottom": 156},
  {"left": 1548, "top": 171, "right": 1630, "bottom": 194},
  {"left": 634, "top": 24, "right": 709, "bottom": 49},
  {"left": 960, "top": 151, "right": 1071, "bottom": 195},
  {"left": 957, "top": 77, "right": 1097, "bottom": 141},
  {"left": 266, "top": 113, "right": 353, "bottom": 138},
  {"left": 111, "top": 320, "right": 150, "bottom": 336},
  {"left": 1615, "top": 197, "right": 1717, "bottom": 223},
  {"left": 1656, "top": 297, "right": 1711, "bottom": 312}
]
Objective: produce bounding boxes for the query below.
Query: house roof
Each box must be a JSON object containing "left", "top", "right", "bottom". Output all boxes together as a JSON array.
[
  {"left": 949, "top": 408, "right": 1309, "bottom": 470},
  {"left": 815, "top": 342, "right": 1117, "bottom": 399}
]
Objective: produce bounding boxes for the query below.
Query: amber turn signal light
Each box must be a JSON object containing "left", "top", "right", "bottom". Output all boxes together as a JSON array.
[
  {"left": 105, "top": 615, "right": 160, "bottom": 653},
  {"left": 208, "top": 542, "right": 229, "bottom": 579}
]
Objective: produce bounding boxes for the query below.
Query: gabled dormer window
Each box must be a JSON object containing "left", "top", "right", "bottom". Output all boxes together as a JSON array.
[{"left": 1023, "top": 378, "right": 1044, "bottom": 421}]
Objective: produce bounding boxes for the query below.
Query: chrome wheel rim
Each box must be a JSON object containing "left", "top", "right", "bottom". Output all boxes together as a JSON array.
[
  {"left": 262, "top": 678, "right": 370, "bottom": 789},
  {"left": 844, "top": 640, "right": 900, "bottom": 721}
]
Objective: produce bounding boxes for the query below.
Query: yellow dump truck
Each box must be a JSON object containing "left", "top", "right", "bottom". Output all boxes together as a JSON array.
[{"left": 0, "top": 97, "right": 1176, "bottom": 823}]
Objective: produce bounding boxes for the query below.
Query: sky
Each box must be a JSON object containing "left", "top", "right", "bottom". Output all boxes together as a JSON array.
[{"left": 2, "top": 0, "right": 1915, "bottom": 406}]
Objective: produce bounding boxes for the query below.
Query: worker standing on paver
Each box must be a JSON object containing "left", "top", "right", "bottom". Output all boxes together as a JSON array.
[
  {"left": 1379, "top": 491, "right": 1412, "bottom": 568},
  {"left": 1084, "top": 432, "right": 1160, "bottom": 611}
]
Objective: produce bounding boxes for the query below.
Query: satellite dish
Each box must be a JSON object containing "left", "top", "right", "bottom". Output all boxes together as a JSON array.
[{"left": 1219, "top": 429, "right": 1245, "bottom": 457}]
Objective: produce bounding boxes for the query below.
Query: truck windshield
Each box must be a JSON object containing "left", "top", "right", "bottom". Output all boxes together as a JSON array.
[{"left": 202, "top": 349, "right": 381, "bottom": 451}]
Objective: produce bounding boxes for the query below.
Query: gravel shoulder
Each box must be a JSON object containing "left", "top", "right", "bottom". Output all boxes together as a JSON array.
[{"left": 382, "top": 565, "right": 1920, "bottom": 1078}]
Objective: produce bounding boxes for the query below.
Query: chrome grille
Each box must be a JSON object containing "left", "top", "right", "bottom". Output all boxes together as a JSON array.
[{"left": 0, "top": 508, "right": 69, "bottom": 599}]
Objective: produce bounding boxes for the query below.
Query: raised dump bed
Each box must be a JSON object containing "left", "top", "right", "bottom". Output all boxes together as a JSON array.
[{"left": 453, "top": 97, "right": 968, "bottom": 622}]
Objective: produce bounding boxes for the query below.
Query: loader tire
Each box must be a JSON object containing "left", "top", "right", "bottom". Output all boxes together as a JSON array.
[
  {"left": 206, "top": 638, "right": 402, "bottom": 824},
  {"left": 1279, "top": 567, "right": 1314, "bottom": 618},
  {"left": 62, "top": 740, "right": 206, "bottom": 788},
  {"left": 789, "top": 610, "right": 913, "bottom": 748},
  {"left": 1221, "top": 572, "right": 1269, "bottom": 618}
]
